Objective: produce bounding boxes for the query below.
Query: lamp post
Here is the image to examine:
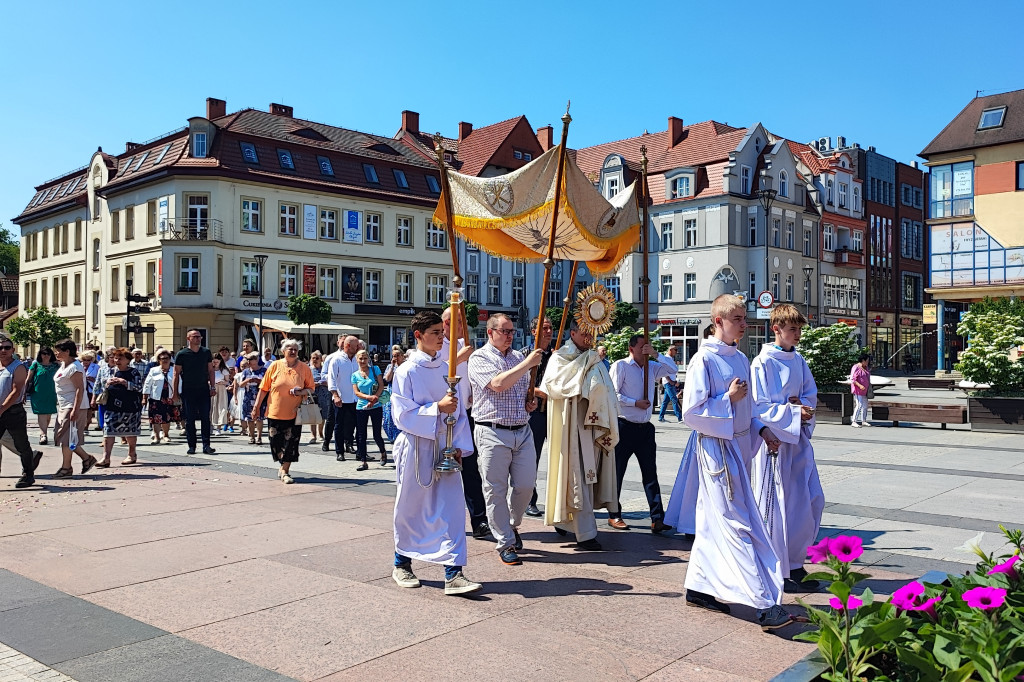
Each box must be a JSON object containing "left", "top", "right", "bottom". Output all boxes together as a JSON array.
[
  {"left": 802, "top": 264, "right": 814, "bottom": 323},
  {"left": 756, "top": 166, "right": 777, "bottom": 349},
  {"left": 254, "top": 254, "right": 268, "bottom": 353}
]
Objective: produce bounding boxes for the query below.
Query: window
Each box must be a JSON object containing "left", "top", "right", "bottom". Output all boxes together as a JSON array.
[
  {"left": 125, "top": 206, "right": 135, "bottom": 240},
  {"left": 146, "top": 201, "right": 156, "bottom": 236},
  {"left": 603, "top": 277, "right": 621, "bottom": 301},
  {"left": 316, "top": 156, "right": 334, "bottom": 176},
  {"left": 771, "top": 272, "right": 779, "bottom": 299},
  {"left": 488, "top": 256, "right": 501, "bottom": 275},
  {"left": 364, "top": 270, "right": 381, "bottom": 301},
  {"left": 154, "top": 143, "right": 171, "bottom": 164},
  {"left": 823, "top": 223, "right": 835, "bottom": 251},
  {"left": 92, "top": 238, "right": 100, "bottom": 270},
  {"left": 187, "top": 195, "right": 209, "bottom": 231},
  {"left": 671, "top": 176, "right": 691, "bottom": 199},
  {"left": 547, "top": 276, "right": 562, "bottom": 307},
  {"left": 111, "top": 212, "right": 120, "bottom": 243},
  {"left": 1017, "top": 161, "right": 1024, "bottom": 190},
  {"left": 901, "top": 184, "right": 912, "bottom": 206},
  {"left": 771, "top": 218, "right": 780, "bottom": 247},
  {"left": 838, "top": 182, "right": 848, "bottom": 208},
  {"left": 466, "top": 273, "right": 479, "bottom": 302},
  {"left": 852, "top": 230, "right": 863, "bottom": 252},
  {"left": 822, "top": 275, "right": 862, "bottom": 311},
  {"left": 749, "top": 217, "right": 757, "bottom": 246},
  {"left": 192, "top": 132, "right": 207, "bottom": 158},
  {"left": 514, "top": 150, "right": 523, "bottom": 160},
  {"left": 178, "top": 257, "right": 199, "bottom": 292},
  {"left": 279, "top": 203, "right": 298, "bottom": 236},
  {"left": 488, "top": 275, "right": 501, "bottom": 304},
  {"left": 427, "top": 274, "right": 448, "bottom": 305},
  {"left": 363, "top": 164, "right": 379, "bottom": 183},
  {"left": 786, "top": 221, "right": 794, "bottom": 250},
  {"left": 146, "top": 261, "right": 157, "bottom": 296},
  {"left": 785, "top": 275, "right": 793, "bottom": 302},
  {"left": 913, "top": 187, "right": 923, "bottom": 208},
  {"left": 240, "top": 142, "right": 259, "bottom": 164},
  {"left": 978, "top": 106, "right": 1006, "bottom": 130},
  {"left": 661, "top": 274, "right": 673, "bottom": 301},
  {"left": 803, "top": 277, "right": 811, "bottom": 305},
  {"left": 902, "top": 273, "right": 922, "bottom": 309},
  {"left": 241, "top": 260, "right": 261, "bottom": 296},
  {"left": 396, "top": 272, "right": 412, "bottom": 303},
  {"left": 277, "top": 149, "right": 295, "bottom": 170},
  {"left": 426, "top": 175, "right": 441, "bottom": 194},
  {"left": 512, "top": 276, "right": 524, "bottom": 306},
  {"left": 929, "top": 161, "right": 974, "bottom": 218},
  {"left": 684, "top": 273, "right": 696, "bottom": 300},
  {"left": 524, "top": 153, "right": 532, "bottom": 161},
  {"left": 426, "top": 219, "right": 447, "bottom": 250},
  {"left": 826, "top": 178, "right": 834, "bottom": 204},
  {"left": 779, "top": 170, "right": 789, "bottom": 198},
  {"left": 75, "top": 219, "right": 83, "bottom": 250},
  {"left": 74, "top": 273, "right": 82, "bottom": 305},
  {"left": 365, "top": 212, "right": 381, "bottom": 243},
  {"left": 320, "top": 209, "right": 337, "bottom": 240},
  {"left": 749, "top": 272, "right": 756, "bottom": 299},
  {"left": 684, "top": 219, "right": 697, "bottom": 248},
  {"left": 660, "top": 222, "right": 673, "bottom": 250},
  {"left": 393, "top": 169, "right": 409, "bottom": 189},
  {"left": 319, "top": 266, "right": 337, "bottom": 299},
  {"left": 804, "top": 228, "right": 812, "bottom": 256},
  {"left": 241, "top": 199, "right": 262, "bottom": 232},
  {"left": 741, "top": 166, "right": 751, "bottom": 194},
  {"left": 92, "top": 291, "right": 100, "bottom": 326},
  {"left": 396, "top": 216, "right": 411, "bottom": 246},
  {"left": 51, "top": 277, "right": 58, "bottom": 307},
  {"left": 605, "top": 176, "right": 619, "bottom": 198},
  {"left": 215, "top": 257, "right": 222, "bottom": 295},
  {"left": 853, "top": 186, "right": 861, "bottom": 212},
  {"left": 279, "top": 263, "right": 298, "bottom": 297}
]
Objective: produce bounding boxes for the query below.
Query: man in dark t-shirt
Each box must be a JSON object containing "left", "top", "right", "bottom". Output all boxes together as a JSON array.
[
  {"left": 171, "top": 330, "right": 216, "bottom": 455},
  {"left": 526, "top": 316, "right": 554, "bottom": 517}
]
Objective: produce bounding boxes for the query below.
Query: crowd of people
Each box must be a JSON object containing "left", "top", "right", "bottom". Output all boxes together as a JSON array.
[{"left": 2, "top": 297, "right": 838, "bottom": 627}]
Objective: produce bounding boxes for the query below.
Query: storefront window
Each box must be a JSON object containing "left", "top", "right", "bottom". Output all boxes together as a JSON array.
[
  {"left": 870, "top": 326, "right": 893, "bottom": 369},
  {"left": 929, "top": 161, "right": 973, "bottom": 219},
  {"left": 658, "top": 324, "right": 701, "bottom": 365},
  {"left": 899, "top": 326, "right": 922, "bottom": 372}
]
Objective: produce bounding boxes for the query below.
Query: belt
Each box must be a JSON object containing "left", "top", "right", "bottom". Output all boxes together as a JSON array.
[{"left": 476, "top": 421, "right": 527, "bottom": 431}]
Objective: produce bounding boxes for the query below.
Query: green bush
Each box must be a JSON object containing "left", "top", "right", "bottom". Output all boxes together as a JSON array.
[
  {"left": 955, "top": 310, "right": 1024, "bottom": 394},
  {"left": 601, "top": 327, "right": 667, "bottom": 362},
  {"left": 797, "top": 324, "right": 861, "bottom": 392}
]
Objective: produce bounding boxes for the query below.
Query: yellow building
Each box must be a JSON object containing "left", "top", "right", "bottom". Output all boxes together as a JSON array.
[{"left": 14, "top": 98, "right": 453, "bottom": 355}]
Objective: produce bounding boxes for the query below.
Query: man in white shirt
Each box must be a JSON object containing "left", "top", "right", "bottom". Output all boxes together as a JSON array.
[
  {"left": 658, "top": 346, "right": 683, "bottom": 422},
  {"left": 319, "top": 335, "right": 344, "bottom": 452},
  {"left": 607, "top": 334, "right": 677, "bottom": 533},
  {"left": 327, "top": 335, "right": 359, "bottom": 460}
]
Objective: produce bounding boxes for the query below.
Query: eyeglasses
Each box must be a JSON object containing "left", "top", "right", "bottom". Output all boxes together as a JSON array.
[
  {"left": 490, "top": 328, "right": 515, "bottom": 337},
  {"left": 0, "top": 346, "right": 12, "bottom": 351}
]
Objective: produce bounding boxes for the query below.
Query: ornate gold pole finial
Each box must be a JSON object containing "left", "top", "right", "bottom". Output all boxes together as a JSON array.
[
  {"left": 563, "top": 100, "right": 572, "bottom": 124},
  {"left": 433, "top": 132, "right": 445, "bottom": 165},
  {"left": 641, "top": 144, "right": 648, "bottom": 175}
]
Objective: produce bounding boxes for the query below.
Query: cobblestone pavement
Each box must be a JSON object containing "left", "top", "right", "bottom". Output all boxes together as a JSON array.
[{"left": 0, "top": 644, "right": 77, "bottom": 682}]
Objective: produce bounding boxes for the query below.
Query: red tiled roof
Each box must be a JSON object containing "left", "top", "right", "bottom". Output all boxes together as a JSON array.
[{"left": 456, "top": 116, "right": 528, "bottom": 177}]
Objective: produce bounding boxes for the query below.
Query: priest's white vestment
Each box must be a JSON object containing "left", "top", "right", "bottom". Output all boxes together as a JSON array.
[
  {"left": 750, "top": 344, "right": 824, "bottom": 578},
  {"left": 681, "top": 337, "right": 783, "bottom": 609},
  {"left": 391, "top": 349, "right": 474, "bottom": 566}
]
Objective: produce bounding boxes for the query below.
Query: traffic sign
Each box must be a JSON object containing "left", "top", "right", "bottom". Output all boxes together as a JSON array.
[
  {"left": 757, "top": 290, "right": 775, "bottom": 309},
  {"left": 756, "top": 307, "right": 773, "bottom": 319}
]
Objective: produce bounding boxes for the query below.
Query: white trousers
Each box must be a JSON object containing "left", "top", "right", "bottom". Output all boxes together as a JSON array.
[{"left": 852, "top": 394, "right": 868, "bottom": 423}]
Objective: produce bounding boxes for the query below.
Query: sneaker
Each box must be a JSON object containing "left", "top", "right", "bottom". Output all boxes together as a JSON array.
[
  {"left": 499, "top": 547, "right": 521, "bottom": 565},
  {"left": 860, "top": 422, "right": 871, "bottom": 427},
  {"left": 757, "top": 604, "right": 795, "bottom": 631},
  {"left": 685, "top": 589, "right": 731, "bottom": 614},
  {"left": 281, "top": 473, "right": 294, "bottom": 484},
  {"left": 392, "top": 565, "right": 421, "bottom": 588},
  {"left": 15, "top": 476, "right": 35, "bottom": 489},
  {"left": 525, "top": 504, "right": 542, "bottom": 517},
  {"left": 444, "top": 572, "right": 482, "bottom": 596},
  {"left": 513, "top": 529, "right": 523, "bottom": 551},
  {"left": 851, "top": 422, "right": 861, "bottom": 428},
  {"left": 472, "top": 522, "right": 493, "bottom": 540}
]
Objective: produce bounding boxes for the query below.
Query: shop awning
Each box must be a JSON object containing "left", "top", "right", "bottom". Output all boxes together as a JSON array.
[{"left": 234, "top": 313, "right": 363, "bottom": 336}]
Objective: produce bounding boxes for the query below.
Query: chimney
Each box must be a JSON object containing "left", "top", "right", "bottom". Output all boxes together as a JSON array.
[
  {"left": 401, "top": 110, "right": 420, "bottom": 136},
  {"left": 125, "top": 142, "right": 143, "bottom": 152},
  {"left": 458, "top": 121, "right": 473, "bottom": 141},
  {"left": 536, "top": 125, "right": 553, "bottom": 151},
  {"left": 668, "top": 116, "right": 684, "bottom": 148},
  {"left": 206, "top": 97, "right": 227, "bottom": 120},
  {"left": 270, "top": 103, "right": 294, "bottom": 117}
]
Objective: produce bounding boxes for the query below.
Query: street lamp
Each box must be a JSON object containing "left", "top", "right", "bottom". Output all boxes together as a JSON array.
[
  {"left": 802, "top": 264, "right": 814, "bottom": 323},
  {"left": 756, "top": 166, "right": 777, "bottom": 348},
  {"left": 254, "top": 254, "right": 268, "bottom": 353}
]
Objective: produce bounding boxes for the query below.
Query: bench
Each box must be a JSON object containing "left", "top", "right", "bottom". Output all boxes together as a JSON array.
[
  {"left": 870, "top": 401, "right": 967, "bottom": 429},
  {"left": 907, "top": 378, "right": 956, "bottom": 390}
]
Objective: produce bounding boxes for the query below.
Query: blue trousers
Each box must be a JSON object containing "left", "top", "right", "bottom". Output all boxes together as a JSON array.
[
  {"left": 659, "top": 384, "right": 682, "bottom": 420},
  {"left": 394, "top": 552, "right": 460, "bottom": 580}
]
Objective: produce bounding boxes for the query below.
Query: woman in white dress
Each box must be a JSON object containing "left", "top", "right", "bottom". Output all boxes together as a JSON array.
[{"left": 209, "top": 355, "right": 231, "bottom": 434}]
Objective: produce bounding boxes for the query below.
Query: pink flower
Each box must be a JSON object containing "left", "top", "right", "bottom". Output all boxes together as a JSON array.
[
  {"left": 807, "top": 538, "right": 830, "bottom": 563},
  {"left": 827, "top": 535, "right": 864, "bottom": 562},
  {"left": 908, "top": 595, "right": 942, "bottom": 620},
  {"left": 891, "top": 581, "right": 926, "bottom": 610},
  {"left": 987, "top": 555, "right": 1021, "bottom": 579},
  {"left": 962, "top": 586, "right": 1007, "bottom": 610},
  {"left": 829, "top": 594, "right": 863, "bottom": 611}
]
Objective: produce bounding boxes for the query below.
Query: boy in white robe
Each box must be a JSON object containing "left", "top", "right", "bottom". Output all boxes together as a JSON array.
[
  {"left": 682, "top": 295, "right": 794, "bottom": 630},
  {"left": 390, "top": 310, "right": 481, "bottom": 596},
  {"left": 751, "top": 304, "right": 824, "bottom": 593}
]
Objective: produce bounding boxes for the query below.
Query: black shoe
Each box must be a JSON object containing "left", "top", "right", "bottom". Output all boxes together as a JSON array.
[
  {"left": 346, "top": 445, "right": 357, "bottom": 454},
  {"left": 356, "top": 462, "right": 368, "bottom": 471},
  {"left": 685, "top": 589, "right": 731, "bottom": 614},
  {"left": 651, "top": 521, "right": 674, "bottom": 535},
  {"left": 336, "top": 453, "right": 346, "bottom": 461},
  {"left": 575, "top": 538, "right": 602, "bottom": 551},
  {"left": 554, "top": 527, "right": 568, "bottom": 537},
  {"left": 321, "top": 443, "right": 330, "bottom": 452},
  {"left": 203, "top": 447, "right": 216, "bottom": 455},
  {"left": 513, "top": 529, "right": 523, "bottom": 551},
  {"left": 186, "top": 448, "right": 196, "bottom": 455},
  {"left": 15, "top": 476, "right": 35, "bottom": 489},
  {"left": 472, "top": 523, "right": 492, "bottom": 540},
  {"left": 33, "top": 450, "right": 43, "bottom": 471},
  {"left": 784, "top": 577, "right": 822, "bottom": 593},
  {"left": 499, "top": 547, "right": 521, "bottom": 565},
  {"left": 525, "top": 504, "right": 542, "bottom": 517}
]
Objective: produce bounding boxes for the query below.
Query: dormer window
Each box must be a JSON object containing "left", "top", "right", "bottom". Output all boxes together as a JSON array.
[
  {"left": 393, "top": 169, "right": 409, "bottom": 189},
  {"left": 741, "top": 166, "right": 751, "bottom": 194},
  {"left": 154, "top": 143, "right": 171, "bottom": 164},
  {"left": 670, "top": 176, "right": 691, "bottom": 199},
  {"left": 524, "top": 153, "right": 532, "bottom": 161},
  {"left": 426, "top": 175, "right": 440, "bottom": 194},
  {"left": 778, "top": 170, "right": 789, "bottom": 198},
  {"left": 240, "top": 142, "right": 259, "bottom": 164},
  {"left": 605, "top": 176, "right": 619, "bottom": 198},
  {"left": 513, "top": 150, "right": 523, "bottom": 160},
  {"left": 978, "top": 106, "right": 1006, "bottom": 130},
  {"left": 277, "top": 149, "right": 295, "bottom": 170},
  {"left": 363, "top": 164, "right": 379, "bottom": 183},
  {"left": 132, "top": 152, "right": 149, "bottom": 171},
  {"left": 317, "top": 156, "right": 334, "bottom": 176},
  {"left": 192, "top": 133, "right": 207, "bottom": 158}
]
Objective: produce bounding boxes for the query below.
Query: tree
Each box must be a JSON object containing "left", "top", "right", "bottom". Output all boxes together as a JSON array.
[
  {"left": 797, "top": 323, "right": 861, "bottom": 392},
  {"left": 0, "top": 223, "right": 19, "bottom": 275},
  {"left": 441, "top": 301, "right": 479, "bottom": 328},
  {"left": 601, "top": 326, "right": 668, "bottom": 362},
  {"left": 286, "top": 294, "right": 333, "bottom": 357},
  {"left": 611, "top": 301, "right": 639, "bottom": 331},
  {"left": 6, "top": 306, "right": 73, "bottom": 352},
  {"left": 955, "top": 310, "right": 1024, "bottom": 394},
  {"left": 544, "top": 306, "right": 564, "bottom": 334}
]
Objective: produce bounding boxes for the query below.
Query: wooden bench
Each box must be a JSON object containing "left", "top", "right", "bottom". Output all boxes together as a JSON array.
[
  {"left": 870, "top": 402, "right": 967, "bottom": 429},
  {"left": 907, "top": 378, "right": 956, "bottom": 390}
]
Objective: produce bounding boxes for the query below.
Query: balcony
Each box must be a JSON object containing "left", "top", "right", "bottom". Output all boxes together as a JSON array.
[
  {"left": 161, "top": 218, "right": 223, "bottom": 242},
  {"left": 836, "top": 248, "right": 864, "bottom": 267}
]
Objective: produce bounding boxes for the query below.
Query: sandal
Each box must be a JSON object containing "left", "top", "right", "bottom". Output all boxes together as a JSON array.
[
  {"left": 257, "top": 438, "right": 263, "bottom": 445},
  {"left": 121, "top": 455, "right": 137, "bottom": 465},
  {"left": 80, "top": 455, "right": 97, "bottom": 475},
  {"left": 95, "top": 459, "right": 111, "bottom": 468},
  {"left": 53, "top": 466, "right": 73, "bottom": 478},
  {"left": 249, "top": 436, "right": 256, "bottom": 444}
]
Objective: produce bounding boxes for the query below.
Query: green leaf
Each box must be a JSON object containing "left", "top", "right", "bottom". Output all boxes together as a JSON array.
[
  {"left": 847, "top": 571, "right": 872, "bottom": 584},
  {"left": 896, "top": 647, "right": 943, "bottom": 682},
  {"left": 933, "top": 633, "right": 961, "bottom": 670},
  {"left": 802, "top": 571, "right": 836, "bottom": 582},
  {"left": 870, "top": 616, "right": 910, "bottom": 643},
  {"left": 816, "top": 624, "right": 845, "bottom": 669},
  {"left": 828, "top": 580, "right": 851, "bottom": 601},
  {"left": 940, "top": 662, "right": 975, "bottom": 682}
]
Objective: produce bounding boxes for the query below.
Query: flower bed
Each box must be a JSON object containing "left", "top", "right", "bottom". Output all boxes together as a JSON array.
[{"left": 796, "top": 526, "right": 1024, "bottom": 681}]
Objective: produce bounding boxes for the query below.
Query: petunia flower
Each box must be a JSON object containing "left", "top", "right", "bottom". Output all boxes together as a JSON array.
[
  {"left": 829, "top": 594, "right": 863, "bottom": 611},
  {"left": 907, "top": 595, "right": 942, "bottom": 620},
  {"left": 807, "top": 537, "right": 830, "bottom": 563},
  {"left": 962, "top": 585, "right": 1007, "bottom": 610},
  {"left": 827, "top": 535, "right": 864, "bottom": 563},
  {"left": 987, "top": 555, "right": 1020, "bottom": 580},
  {"left": 891, "top": 581, "right": 926, "bottom": 611}
]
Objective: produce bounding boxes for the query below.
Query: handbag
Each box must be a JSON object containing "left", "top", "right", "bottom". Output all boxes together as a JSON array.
[
  {"left": 96, "top": 389, "right": 109, "bottom": 406},
  {"left": 295, "top": 396, "right": 323, "bottom": 426}
]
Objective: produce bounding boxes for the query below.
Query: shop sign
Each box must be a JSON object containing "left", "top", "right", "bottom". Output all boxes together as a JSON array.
[
  {"left": 826, "top": 307, "right": 857, "bottom": 316},
  {"left": 354, "top": 304, "right": 419, "bottom": 316},
  {"left": 837, "top": 318, "right": 858, "bottom": 326},
  {"left": 922, "top": 303, "right": 937, "bottom": 324},
  {"left": 302, "top": 264, "right": 316, "bottom": 294}
]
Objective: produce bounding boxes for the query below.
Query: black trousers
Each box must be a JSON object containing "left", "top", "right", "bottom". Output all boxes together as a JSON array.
[
  {"left": 181, "top": 388, "right": 212, "bottom": 449},
  {"left": 528, "top": 403, "right": 548, "bottom": 506},
  {"left": 323, "top": 409, "right": 334, "bottom": 447},
  {"left": 611, "top": 418, "right": 666, "bottom": 522},
  {"left": 333, "top": 402, "right": 356, "bottom": 454},
  {"left": 462, "top": 409, "right": 487, "bottom": 530},
  {"left": 355, "top": 408, "right": 386, "bottom": 462},
  {"left": 0, "top": 403, "right": 37, "bottom": 476}
]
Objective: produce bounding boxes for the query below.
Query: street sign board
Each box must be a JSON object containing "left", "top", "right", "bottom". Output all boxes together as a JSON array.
[
  {"left": 756, "top": 307, "right": 773, "bottom": 319},
  {"left": 757, "top": 290, "right": 775, "bottom": 308}
]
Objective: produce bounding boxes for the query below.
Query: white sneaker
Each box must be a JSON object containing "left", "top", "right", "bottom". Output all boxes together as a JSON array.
[
  {"left": 860, "top": 422, "right": 871, "bottom": 427},
  {"left": 281, "top": 473, "right": 294, "bottom": 484},
  {"left": 851, "top": 422, "right": 861, "bottom": 428},
  {"left": 392, "top": 566, "right": 421, "bottom": 588},
  {"left": 444, "top": 572, "right": 482, "bottom": 596}
]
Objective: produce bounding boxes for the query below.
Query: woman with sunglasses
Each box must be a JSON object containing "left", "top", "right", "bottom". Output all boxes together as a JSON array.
[
  {"left": 28, "top": 347, "right": 59, "bottom": 445},
  {"left": 251, "top": 339, "right": 314, "bottom": 484},
  {"left": 51, "top": 339, "right": 97, "bottom": 477},
  {"left": 143, "top": 351, "right": 179, "bottom": 444}
]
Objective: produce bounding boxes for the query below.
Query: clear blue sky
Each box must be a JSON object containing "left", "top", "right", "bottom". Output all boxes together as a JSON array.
[{"left": 2, "top": 0, "right": 1022, "bottom": 239}]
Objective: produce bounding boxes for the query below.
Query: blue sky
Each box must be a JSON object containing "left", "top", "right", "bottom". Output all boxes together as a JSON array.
[{"left": 2, "top": 0, "right": 1022, "bottom": 238}]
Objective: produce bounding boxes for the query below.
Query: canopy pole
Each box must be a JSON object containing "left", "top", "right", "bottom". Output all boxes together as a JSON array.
[
  {"left": 528, "top": 102, "right": 572, "bottom": 402},
  {"left": 640, "top": 145, "right": 651, "bottom": 401},
  {"left": 554, "top": 260, "right": 579, "bottom": 351},
  {"left": 433, "top": 134, "right": 466, "bottom": 376}
]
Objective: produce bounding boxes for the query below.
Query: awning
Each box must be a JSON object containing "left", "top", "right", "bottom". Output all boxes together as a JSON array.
[{"left": 234, "top": 313, "right": 363, "bottom": 336}]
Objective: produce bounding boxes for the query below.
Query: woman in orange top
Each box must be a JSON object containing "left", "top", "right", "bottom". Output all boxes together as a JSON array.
[{"left": 251, "top": 339, "right": 314, "bottom": 484}]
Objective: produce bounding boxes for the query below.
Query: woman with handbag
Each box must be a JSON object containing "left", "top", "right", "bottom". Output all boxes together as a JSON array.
[
  {"left": 251, "top": 339, "right": 314, "bottom": 484},
  {"left": 144, "top": 351, "right": 179, "bottom": 444},
  {"left": 51, "top": 339, "right": 97, "bottom": 478},
  {"left": 351, "top": 349, "right": 387, "bottom": 470},
  {"left": 381, "top": 346, "right": 404, "bottom": 443},
  {"left": 309, "top": 350, "right": 331, "bottom": 444},
  {"left": 240, "top": 353, "right": 266, "bottom": 445},
  {"left": 28, "top": 348, "right": 59, "bottom": 445},
  {"left": 95, "top": 348, "right": 144, "bottom": 467}
]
